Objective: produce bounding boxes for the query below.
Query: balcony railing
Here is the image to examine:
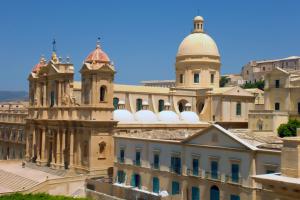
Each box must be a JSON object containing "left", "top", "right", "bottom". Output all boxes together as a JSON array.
[
  {"left": 205, "top": 171, "right": 221, "bottom": 181},
  {"left": 151, "top": 163, "right": 160, "bottom": 170},
  {"left": 169, "top": 166, "right": 181, "bottom": 175},
  {"left": 226, "top": 175, "right": 242, "bottom": 185},
  {"left": 133, "top": 160, "right": 141, "bottom": 166},
  {"left": 186, "top": 168, "right": 202, "bottom": 177},
  {"left": 117, "top": 157, "right": 125, "bottom": 164}
]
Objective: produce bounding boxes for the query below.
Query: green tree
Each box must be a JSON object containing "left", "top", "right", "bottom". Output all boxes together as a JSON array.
[
  {"left": 242, "top": 80, "right": 264, "bottom": 90},
  {"left": 219, "top": 76, "right": 229, "bottom": 87},
  {"left": 277, "top": 119, "right": 300, "bottom": 137}
]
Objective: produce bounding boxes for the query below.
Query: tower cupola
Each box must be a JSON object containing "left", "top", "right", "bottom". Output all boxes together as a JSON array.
[{"left": 193, "top": 16, "right": 204, "bottom": 33}]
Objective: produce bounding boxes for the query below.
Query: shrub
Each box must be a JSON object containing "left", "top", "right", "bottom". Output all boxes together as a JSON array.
[
  {"left": 0, "top": 193, "right": 89, "bottom": 200},
  {"left": 277, "top": 119, "right": 300, "bottom": 137}
]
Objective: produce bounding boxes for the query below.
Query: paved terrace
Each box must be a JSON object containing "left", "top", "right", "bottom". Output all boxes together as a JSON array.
[{"left": 0, "top": 161, "right": 60, "bottom": 193}]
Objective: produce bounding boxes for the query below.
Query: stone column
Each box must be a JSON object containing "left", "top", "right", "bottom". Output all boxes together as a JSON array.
[
  {"left": 69, "top": 129, "right": 74, "bottom": 169},
  {"left": 56, "top": 129, "right": 61, "bottom": 167},
  {"left": 31, "top": 128, "right": 36, "bottom": 159},
  {"left": 36, "top": 129, "right": 40, "bottom": 161},
  {"left": 25, "top": 127, "right": 30, "bottom": 161},
  {"left": 58, "top": 80, "right": 62, "bottom": 106},
  {"left": 77, "top": 132, "right": 82, "bottom": 166},
  {"left": 40, "top": 127, "right": 46, "bottom": 164},
  {"left": 43, "top": 82, "right": 47, "bottom": 106},
  {"left": 61, "top": 129, "right": 66, "bottom": 168}
]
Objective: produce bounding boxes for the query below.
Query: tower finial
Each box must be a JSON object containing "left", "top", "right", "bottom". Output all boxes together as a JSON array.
[
  {"left": 52, "top": 38, "right": 56, "bottom": 52},
  {"left": 51, "top": 38, "right": 58, "bottom": 63},
  {"left": 96, "top": 37, "right": 101, "bottom": 48}
]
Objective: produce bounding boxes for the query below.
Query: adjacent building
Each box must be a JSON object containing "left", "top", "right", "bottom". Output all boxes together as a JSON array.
[
  {"left": 241, "top": 56, "right": 300, "bottom": 83},
  {"left": 0, "top": 102, "right": 27, "bottom": 160}
]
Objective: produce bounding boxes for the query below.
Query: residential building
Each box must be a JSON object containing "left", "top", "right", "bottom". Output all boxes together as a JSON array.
[{"left": 241, "top": 56, "right": 300, "bottom": 83}]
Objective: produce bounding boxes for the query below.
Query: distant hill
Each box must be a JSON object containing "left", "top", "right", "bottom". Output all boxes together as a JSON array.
[{"left": 0, "top": 91, "right": 28, "bottom": 102}]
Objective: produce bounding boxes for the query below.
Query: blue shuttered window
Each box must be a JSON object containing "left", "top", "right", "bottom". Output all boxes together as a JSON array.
[
  {"left": 172, "top": 181, "right": 180, "bottom": 195},
  {"left": 230, "top": 195, "right": 240, "bottom": 200},
  {"left": 152, "top": 177, "right": 159, "bottom": 193},
  {"left": 211, "top": 161, "right": 218, "bottom": 179},
  {"left": 192, "top": 158, "right": 199, "bottom": 176},
  {"left": 191, "top": 187, "right": 200, "bottom": 200},
  {"left": 231, "top": 163, "right": 239, "bottom": 183}
]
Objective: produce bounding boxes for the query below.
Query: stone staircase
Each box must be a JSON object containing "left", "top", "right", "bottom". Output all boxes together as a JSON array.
[
  {"left": 0, "top": 169, "right": 38, "bottom": 192},
  {"left": 25, "top": 162, "right": 67, "bottom": 177}
]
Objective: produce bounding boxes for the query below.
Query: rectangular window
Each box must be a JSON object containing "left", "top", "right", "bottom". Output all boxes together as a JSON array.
[
  {"left": 236, "top": 103, "right": 241, "bottom": 116},
  {"left": 172, "top": 181, "right": 180, "bottom": 195},
  {"left": 231, "top": 163, "right": 239, "bottom": 183},
  {"left": 119, "top": 149, "right": 125, "bottom": 163},
  {"left": 152, "top": 177, "right": 160, "bottom": 193},
  {"left": 275, "top": 103, "right": 280, "bottom": 111},
  {"left": 211, "top": 160, "right": 218, "bottom": 179},
  {"left": 135, "top": 151, "right": 141, "bottom": 166},
  {"left": 117, "top": 170, "right": 125, "bottom": 183},
  {"left": 153, "top": 153, "right": 160, "bottom": 169},
  {"left": 171, "top": 156, "right": 181, "bottom": 174},
  {"left": 180, "top": 74, "right": 184, "bottom": 83},
  {"left": 230, "top": 195, "right": 240, "bottom": 200},
  {"left": 194, "top": 73, "right": 200, "bottom": 83},
  {"left": 210, "top": 73, "right": 214, "bottom": 84},
  {"left": 192, "top": 158, "right": 199, "bottom": 176},
  {"left": 275, "top": 80, "right": 280, "bottom": 88},
  {"left": 191, "top": 187, "right": 200, "bottom": 200}
]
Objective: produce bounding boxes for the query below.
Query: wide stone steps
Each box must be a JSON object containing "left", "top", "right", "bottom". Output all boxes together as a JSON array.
[
  {"left": 0, "top": 169, "right": 38, "bottom": 191},
  {"left": 25, "top": 162, "right": 67, "bottom": 177}
]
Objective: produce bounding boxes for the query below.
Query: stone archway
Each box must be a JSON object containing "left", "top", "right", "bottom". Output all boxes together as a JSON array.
[{"left": 178, "top": 99, "right": 188, "bottom": 112}]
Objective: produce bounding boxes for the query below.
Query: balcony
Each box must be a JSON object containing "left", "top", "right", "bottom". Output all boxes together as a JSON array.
[
  {"left": 169, "top": 166, "right": 181, "bottom": 175},
  {"left": 133, "top": 160, "right": 141, "bottom": 166},
  {"left": 226, "top": 175, "right": 242, "bottom": 185},
  {"left": 205, "top": 171, "right": 221, "bottom": 181},
  {"left": 186, "top": 168, "right": 202, "bottom": 177},
  {"left": 151, "top": 163, "right": 160, "bottom": 170},
  {"left": 117, "top": 157, "right": 125, "bottom": 164}
]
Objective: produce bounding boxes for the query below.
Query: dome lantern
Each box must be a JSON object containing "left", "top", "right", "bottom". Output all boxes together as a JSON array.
[{"left": 193, "top": 16, "right": 204, "bottom": 33}]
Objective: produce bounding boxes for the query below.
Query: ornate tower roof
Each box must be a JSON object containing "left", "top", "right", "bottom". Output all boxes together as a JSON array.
[
  {"left": 32, "top": 56, "right": 47, "bottom": 73},
  {"left": 85, "top": 39, "right": 110, "bottom": 63}
]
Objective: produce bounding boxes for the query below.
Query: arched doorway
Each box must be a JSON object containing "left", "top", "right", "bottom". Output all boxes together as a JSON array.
[
  {"left": 178, "top": 99, "right": 188, "bottom": 112},
  {"left": 210, "top": 185, "right": 220, "bottom": 200}
]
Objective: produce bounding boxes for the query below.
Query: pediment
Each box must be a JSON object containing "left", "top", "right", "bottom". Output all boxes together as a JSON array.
[
  {"left": 221, "top": 86, "right": 253, "bottom": 97},
  {"left": 38, "top": 62, "right": 59, "bottom": 76},
  {"left": 182, "top": 125, "right": 256, "bottom": 150}
]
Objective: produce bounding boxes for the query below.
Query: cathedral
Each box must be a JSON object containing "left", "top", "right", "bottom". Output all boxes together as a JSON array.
[{"left": 25, "top": 16, "right": 257, "bottom": 175}]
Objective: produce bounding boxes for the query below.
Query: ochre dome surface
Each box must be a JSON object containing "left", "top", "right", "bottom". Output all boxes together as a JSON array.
[{"left": 177, "top": 32, "right": 220, "bottom": 57}]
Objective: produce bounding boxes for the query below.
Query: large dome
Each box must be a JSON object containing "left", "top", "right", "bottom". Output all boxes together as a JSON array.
[
  {"left": 176, "top": 16, "right": 220, "bottom": 58},
  {"left": 177, "top": 32, "right": 219, "bottom": 57}
]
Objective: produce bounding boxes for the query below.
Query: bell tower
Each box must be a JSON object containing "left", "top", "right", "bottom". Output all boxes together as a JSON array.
[{"left": 80, "top": 39, "right": 116, "bottom": 120}]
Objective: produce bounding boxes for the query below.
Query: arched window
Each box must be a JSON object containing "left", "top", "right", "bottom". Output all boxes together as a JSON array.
[
  {"left": 210, "top": 185, "right": 220, "bottom": 200},
  {"left": 236, "top": 102, "right": 241, "bottom": 116},
  {"left": 113, "top": 97, "right": 119, "bottom": 110},
  {"left": 158, "top": 99, "right": 164, "bottom": 112},
  {"left": 136, "top": 99, "right": 143, "bottom": 111},
  {"left": 100, "top": 86, "right": 106, "bottom": 102},
  {"left": 178, "top": 102, "right": 184, "bottom": 112},
  {"left": 99, "top": 141, "right": 106, "bottom": 159},
  {"left": 275, "top": 102, "right": 280, "bottom": 111}
]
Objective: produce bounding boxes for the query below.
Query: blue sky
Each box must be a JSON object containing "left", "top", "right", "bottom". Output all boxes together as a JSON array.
[{"left": 0, "top": 0, "right": 299, "bottom": 91}]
